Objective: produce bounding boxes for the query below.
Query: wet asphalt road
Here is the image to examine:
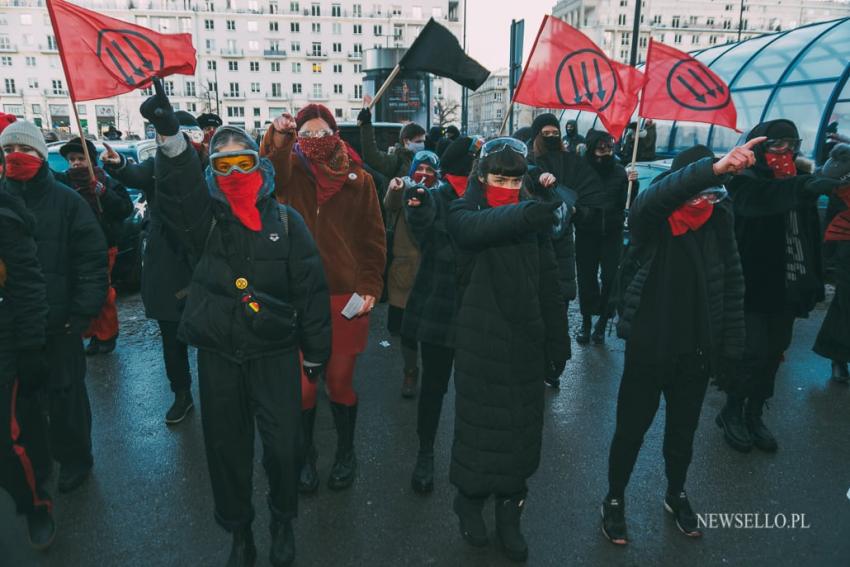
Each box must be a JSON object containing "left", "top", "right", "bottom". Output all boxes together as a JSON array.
[{"left": 2, "top": 291, "right": 849, "bottom": 567}]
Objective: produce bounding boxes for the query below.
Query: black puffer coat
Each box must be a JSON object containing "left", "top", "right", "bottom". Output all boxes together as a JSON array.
[
  {"left": 0, "top": 192, "right": 47, "bottom": 362},
  {"left": 154, "top": 138, "right": 331, "bottom": 364},
  {"left": 104, "top": 156, "right": 194, "bottom": 322},
  {"left": 3, "top": 164, "right": 107, "bottom": 335},
  {"left": 54, "top": 170, "right": 133, "bottom": 247},
  {"left": 447, "top": 178, "right": 569, "bottom": 496},
  {"left": 401, "top": 182, "right": 460, "bottom": 347},
  {"left": 617, "top": 157, "right": 745, "bottom": 366},
  {"left": 576, "top": 130, "right": 632, "bottom": 235}
]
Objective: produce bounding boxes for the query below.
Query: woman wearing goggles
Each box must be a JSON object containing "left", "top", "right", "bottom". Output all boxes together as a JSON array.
[{"left": 210, "top": 149, "right": 261, "bottom": 176}]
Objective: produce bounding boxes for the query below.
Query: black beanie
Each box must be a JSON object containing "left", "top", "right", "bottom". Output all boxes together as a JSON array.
[
  {"left": 176, "top": 111, "right": 199, "bottom": 128},
  {"left": 671, "top": 144, "right": 715, "bottom": 172},
  {"left": 764, "top": 119, "right": 798, "bottom": 140},
  {"left": 197, "top": 113, "right": 223, "bottom": 129},
  {"left": 440, "top": 136, "right": 476, "bottom": 176},
  {"left": 530, "top": 113, "right": 560, "bottom": 141},
  {"left": 60, "top": 136, "right": 98, "bottom": 160}
]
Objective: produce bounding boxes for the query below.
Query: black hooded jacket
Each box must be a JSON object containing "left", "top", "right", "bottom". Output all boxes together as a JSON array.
[{"left": 576, "top": 129, "right": 633, "bottom": 234}]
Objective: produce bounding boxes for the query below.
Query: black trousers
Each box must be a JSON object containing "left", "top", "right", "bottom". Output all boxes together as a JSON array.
[
  {"left": 575, "top": 229, "right": 622, "bottom": 318},
  {"left": 417, "top": 342, "right": 454, "bottom": 451},
  {"left": 158, "top": 320, "right": 191, "bottom": 393},
  {"left": 608, "top": 352, "right": 710, "bottom": 498},
  {"left": 0, "top": 359, "right": 52, "bottom": 516},
  {"left": 738, "top": 310, "right": 796, "bottom": 400},
  {"left": 197, "top": 349, "right": 302, "bottom": 531}
]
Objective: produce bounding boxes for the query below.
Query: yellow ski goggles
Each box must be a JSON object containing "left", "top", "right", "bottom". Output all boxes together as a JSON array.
[{"left": 210, "top": 150, "right": 260, "bottom": 176}]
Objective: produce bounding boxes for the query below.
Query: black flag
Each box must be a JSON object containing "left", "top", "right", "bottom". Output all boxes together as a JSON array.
[{"left": 400, "top": 19, "right": 490, "bottom": 90}]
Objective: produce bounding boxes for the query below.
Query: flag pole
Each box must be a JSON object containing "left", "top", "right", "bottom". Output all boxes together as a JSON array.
[
  {"left": 498, "top": 101, "right": 513, "bottom": 135},
  {"left": 368, "top": 64, "right": 402, "bottom": 110},
  {"left": 624, "top": 116, "right": 643, "bottom": 212}
]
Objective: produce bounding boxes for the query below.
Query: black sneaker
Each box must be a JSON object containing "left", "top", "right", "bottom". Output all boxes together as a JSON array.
[
  {"left": 411, "top": 451, "right": 434, "bottom": 494},
  {"left": 165, "top": 389, "right": 194, "bottom": 425},
  {"left": 601, "top": 497, "right": 628, "bottom": 545},
  {"left": 27, "top": 505, "right": 56, "bottom": 550},
  {"left": 664, "top": 491, "right": 702, "bottom": 537}
]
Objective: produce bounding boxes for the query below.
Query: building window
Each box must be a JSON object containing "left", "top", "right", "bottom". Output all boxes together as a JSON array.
[
  {"left": 353, "top": 24, "right": 362, "bottom": 35},
  {"left": 393, "top": 24, "right": 403, "bottom": 41},
  {"left": 228, "top": 82, "right": 240, "bottom": 96},
  {"left": 707, "top": 17, "right": 715, "bottom": 26},
  {"left": 228, "top": 61, "right": 239, "bottom": 71},
  {"left": 185, "top": 81, "right": 196, "bottom": 97},
  {"left": 226, "top": 20, "right": 236, "bottom": 31},
  {"left": 164, "top": 81, "right": 175, "bottom": 96},
  {"left": 691, "top": 35, "right": 699, "bottom": 44},
  {"left": 353, "top": 63, "right": 362, "bottom": 73},
  {"left": 250, "top": 61, "right": 260, "bottom": 72},
  {"left": 227, "top": 106, "right": 245, "bottom": 118},
  {"left": 205, "top": 39, "right": 216, "bottom": 51},
  {"left": 254, "top": 108, "right": 261, "bottom": 117},
  {"left": 353, "top": 84, "right": 362, "bottom": 99},
  {"left": 333, "top": 63, "right": 342, "bottom": 73},
  {"left": 272, "top": 83, "right": 282, "bottom": 97},
  {"left": 47, "top": 35, "right": 57, "bottom": 50},
  {"left": 28, "top": 78, "right": 38, "bottom": 89},
  {"left": 391, "top": 5, "right": 402, "bottom": 16},
  {"left": 333, "top": 84, "right": 343, "bottom": 94},
  {"left": 52, "top": 79, "right": 64, "bottom": 94},
  {"left": 311, "top": 3, "right": 320, "bottom": 16},
  {"left": 373, "top": 24, "right": 382, "bottom": 36},
  {"left": 332, "top": 23, "right": 342, "bottom": 35},
  {"left": 689, "top": 15, "right": 698, "bottom": 26},
  {"left": 311, "top": 42, "right": 323, "bottom": 56},
  {"left": 26, "top": 56, "right": 36, "bottom": 67},
  {"left": 618, "top": 14, "right": 627, "bottom": 26},
  {"left": 205, "top": 19, "right": 214, "bottom": 30},
  {"left": 709, "top": 35, "right": 719, "bottom": 45},
  {"left": 292, "top": 83, "right": 302, "bottom": 94},
  {"left": 353, "top": 3, "right": 362, "bottom": 17},
  {"left": 332, "top": 42, "right": 342, "bottom": 53},
  {"left": 621, "top": 32, "right": 630, "bottom": 46},
  {"left": 4, "top": 78, "right": 15, "bottom": 94},
  {"left": 208, "top": 81, "right": 217, "bottom": 93},
  {"left": 251, "top": 82, "right": 261, "bottom": 93},
  {"left": 312, "top": 83, "right": 323, "bottom": 98},
  {"left": 291, "top": 41, "right": 301, "bottom": 53},
  {"left": 312, "top": 63, "right": 322, "bottom": 73},
  {"left": 672, "top": 16, "right": 680, "bottom": 28},
  {"left": 270, "top": 0, "right": 279, "bottom": 14},
  {"left": 32, "top": 103, "right": 41, "bottom": 114},
  {"left": 290, "top": 1, "right": 299, "bottom": 12},
  {"left": 652, "top": 14, "right": 661, "bottom": 25},
  {"left": 0, "top": 56, "right": 11, "bottom": 67},
  {"left": 332, "top": 3, "right": 341, "bottom": 17},
  {"left": 271, "top": 61, "right": 281, "bottom": 72},
  {"left": 674, "top": 33, "right": 683, "bottom": 44},
  {"left": 269, "top": 21, "right": 279, "bottom": 32},
  {"left": 291, "top": 22, "right": 300, "bottom": 33},
  {"left": 292, "top": 62, "right": 302, "bottom": 73},
  {"left": 208, "top": 60, "right": 217, "bottom": 71},
  {"left": 312, "top": 22, "right": 321, "bottom": 33}
]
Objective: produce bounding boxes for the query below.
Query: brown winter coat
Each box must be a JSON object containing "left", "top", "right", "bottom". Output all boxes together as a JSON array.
[
  {"left": 261, "top": 130, "right": 387, "bottom": 299},
  {"left": 384, "top": 185, "right": 421, "bottom": 308}
]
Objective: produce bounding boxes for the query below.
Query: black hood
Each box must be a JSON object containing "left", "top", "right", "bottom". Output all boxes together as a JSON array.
[{"left": 746, "top": 119, "right": 800, "bottom": 175}]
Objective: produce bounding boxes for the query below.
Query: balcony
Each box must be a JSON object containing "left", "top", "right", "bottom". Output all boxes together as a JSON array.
[
  {"left": 306, "top": 51, "right": 328, "bottom": 60},
  {"left": 39, "top": 43, "right": 58, "bottom": 53},
  {"left": 347, "top": 52, "right": 363, "bottom": 60},
  {"left": 264, "top": 49, "right": 288, "bottom": 58},
  {"left": 222, "top": 92, "right": 245, "bottom": 100},
  {"left": 220, "top": 48, "right": 244, "bottom": 57},
  {"left": 348, "top": 94, "right": 363, "bottom": 102},
  {"left": 266, "top": 92, "right": 290, "bottom": 100},
  {"left": 44, "top": 88, "right": 68, "bottom": 97},
  {"left": 2, "top": 90, "right": 21, "bottom": 97},
  {"left": 309, "top": 93, "right": 329, "bottom": 101},
  {"left": 0, "top": 44, "right": 17, "bottom": 53}
]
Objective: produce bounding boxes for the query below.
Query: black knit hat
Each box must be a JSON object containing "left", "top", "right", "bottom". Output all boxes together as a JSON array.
[
  {"left": 197, "top": 113, "right": 223, "bottom": 129},
  {"left": 823, "top": 143, "right": 850, "bottom": 182},
  {"left": 59, "top": 136, "right": 98, "bottom": 160},
  {"left": 176, "top": 111, "right": 200, "bottom": 128},
  {"left": 530, "top": 113, "right": 560, "bottom": 141},
  {"left": 671, "top": 144, "right": 715, "bottom": 172},
  {"left": 585, "top": 129, "right": 613, "bottom": 153},
  {"left": 440, "top": 136, "right": 477, "bottom": 176}
]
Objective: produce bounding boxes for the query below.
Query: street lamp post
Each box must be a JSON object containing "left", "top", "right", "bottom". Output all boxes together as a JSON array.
[
  {"left": 737, "top": 0, "right": 745, "bottom": 42},
  {"left": 461, "top": 0, "right": 468, "bottom": 134},
  {"left": 629, "top": 0, "right": 643, "bottom": 66}
]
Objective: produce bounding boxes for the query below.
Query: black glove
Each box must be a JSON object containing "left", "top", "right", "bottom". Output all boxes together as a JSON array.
[
  {"left": 17, "top": 348, "right": 50, "bottom": 394},
  {"left": 806, "top": 176, "right": 842, "bottom": 196},
  {"left": 523, "top": 200, "right": 562, "bottom": 229},
  {"left": 140, "top": 78, "right": 179, "bottom": 136},
  {"left": 303, "top": 363, "right": 326, "bottom": 384},
  {"left": 404, "top": 183, "right": 429, "bottom": 205},
  {"left": 357, "top": 107, "right": 372, "bottom": 126},
  {"left": 547, "top": 359, "right": 567, "bottom": 381}
]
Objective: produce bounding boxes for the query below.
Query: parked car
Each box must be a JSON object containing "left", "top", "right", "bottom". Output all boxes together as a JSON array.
[{"left": 47, "top": 139, "right": 155, "bottom": 290}]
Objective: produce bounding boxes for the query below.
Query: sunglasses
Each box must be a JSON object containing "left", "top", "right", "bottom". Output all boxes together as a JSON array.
[
  {"left": 764, "top": 138, "right": 801, "bottom": 154},
  {"left": 210, "top": 150, "right": 260, "bottom": 176},
  {"left": 480, "top": 137, "right": 528, "bottom": 159},
  {"left": 688, "top": 186, "right": 728, "bottom": 206},
  {"left": 298, "top": 129, "right": 334, "bottom": 139}
]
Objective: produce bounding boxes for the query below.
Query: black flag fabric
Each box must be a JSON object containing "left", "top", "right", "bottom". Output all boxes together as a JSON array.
[{"left": 399, "top": 18, "right": 490, "bottom": 90}]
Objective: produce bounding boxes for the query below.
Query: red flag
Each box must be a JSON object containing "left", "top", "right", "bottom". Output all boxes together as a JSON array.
[
  {"left": 512, "top": 16, "right": 644, "bottom": 139},
  {"left": 640, "top": 39, "right": 737, "bottom": 131},
  {"left": 46, "top": 0, "right": 196, "bottom": 102}
]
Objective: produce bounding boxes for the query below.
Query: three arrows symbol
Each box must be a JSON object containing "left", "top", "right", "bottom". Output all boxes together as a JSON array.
[
  {"left": 676, "top": 67, "right": 725, "bottom": 104},
  {"left": 104, "top": 37, "right": 156, "bottom": 85},
  {"left": 568, "top": 58, "right": 609, "bottom": 105}
]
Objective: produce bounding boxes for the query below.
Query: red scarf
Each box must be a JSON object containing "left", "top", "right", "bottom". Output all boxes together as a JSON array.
[
  {"left": 484, "top": 184, "right": 520, "bottom": 208},
  {"left": 765, "top": 151, "right": 797, "bottom": 178},
  {"left": 825, "top": 185, "right": 850, "bottom": 242},
  {"left": 298, "top": 135, "right": 353, "bottom": 206},
  {"left": 445, "top": 174, "right": 468, "bottom": 197},
  {"left": 412, "top": 171, "right": 437, "bottom": 188},
  {"left": 668, "top": 199, "right": 714, "bottom": 236},
  {"left": 4, "top": 152, "right": 42, "bottom": 181},
  {"left": 217, "top": 170, "right": 264, "bottom": 231}
]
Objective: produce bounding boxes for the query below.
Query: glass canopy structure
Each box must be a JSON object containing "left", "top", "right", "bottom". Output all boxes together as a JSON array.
[{"left": 562, "top": 17, "right": 850, "bottom": 163}]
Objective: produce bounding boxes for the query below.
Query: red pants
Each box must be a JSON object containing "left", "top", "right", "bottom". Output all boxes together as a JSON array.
[
  {"left": 85, "top": 246, "right": 118, "bottom": 341},
  {"left": 301, "top": 294, "right": 369, "bottom": 409}
]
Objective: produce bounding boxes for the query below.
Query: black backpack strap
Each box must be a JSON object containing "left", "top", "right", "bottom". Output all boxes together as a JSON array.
[{"left": 278, "top": 203, "right": 289, "bottom": 236}]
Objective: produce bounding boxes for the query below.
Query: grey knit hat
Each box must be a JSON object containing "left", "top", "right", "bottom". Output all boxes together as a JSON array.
[
  {"left": 823, "top": 143, "right": 850, "bottom": 183},
  {"left": 0, "top": 120, "right": 49, "bottom": 160}
]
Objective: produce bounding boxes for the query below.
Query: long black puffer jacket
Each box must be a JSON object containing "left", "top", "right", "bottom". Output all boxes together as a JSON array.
[
  {"left": 0, "top": 191, "right": 48, "bottom": 366},
  {"left": 154, "top": 134, "right": 331, "bottom": 364},
  {"left": 3, "top": 164, "right": 107, "bottom": 336},
  {"left": 447, "top": 178, "right": 569, "bottom": 496},
  {"left": 616, "top": 157, "right": 745, "bottom": 366},
  {"left": 401, "top": 181, "right": 460, "bottom": 347},
  {"left": 104, "top": 156, "right": 194, "bottom": 322}
]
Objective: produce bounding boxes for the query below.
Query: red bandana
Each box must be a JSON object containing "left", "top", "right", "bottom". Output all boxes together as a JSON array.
[
  {"left": 298, "top": 135, "right": 353, "bottom": 206},
  {"left": 668, "top": 199, "right": 714, "bottom": 236},
  {"left": 412, "top": 171, "right": 437, "bottom": 188},
  {"left": 765, "top": 151, "right": 797, "bottom": 179},
  {"left": 217, "top": 170, "right": 264, "bottom": 231},
  {"left": 445, "top": 174, "right": 468, "bottom": 197},
  {"left": 4, "top": 152, "right": 42, "bottom": 182},
  {"left": 484, "top": 184, "right": 520, "bottom": 208}
]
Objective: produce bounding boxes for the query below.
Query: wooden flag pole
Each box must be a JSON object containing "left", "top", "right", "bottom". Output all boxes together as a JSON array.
[
  {"left": 624, "top": 116, "right": 644, "bottom": 213},
  {"left": 498, "top": 101, "right": 514, "bottom": 135},
  {"left": 70, "top": 100, "right": 102, "bottom": 212},
  {"left": 368, "top": 64, "right": 402, "bottom": 110}
]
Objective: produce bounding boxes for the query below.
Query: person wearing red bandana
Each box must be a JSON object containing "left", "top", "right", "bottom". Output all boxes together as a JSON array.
[
  {"left": 384, "top": 150, "right": 441, "bottom": 400},
  {"left": 141, "top": 81, "right": 331, "bottom": 567},
  {"left": 446, "top": 138, "right": 568, "bottom": 562},
  {"left": 55, "top": 137, "right": 132, "bottom": 357},
  {"left": 600, "top": 140, "right": 756, "bottom": 546},
  {"left": 718, "top": 120, "right": 844, "bottom": 456},
  {"left": 261, "top": 105, "right": 386, "bottom": 499},
  {"left": 1, "top": 120, "right": 108, "bottom": 498},
  {"left": 400, "top": 136, "right": 480, "bottom": 495}
]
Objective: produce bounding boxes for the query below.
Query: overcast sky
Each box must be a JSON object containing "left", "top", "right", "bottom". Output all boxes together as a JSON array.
[{"left": 465, "top": 0, "right": 557, "bottom": 72}]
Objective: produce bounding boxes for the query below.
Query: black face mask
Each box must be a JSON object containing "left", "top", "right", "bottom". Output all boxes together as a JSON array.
[
  {"left": 542, "top": 136, "right": 562, "bottom": 151},
  {"left": 589, "top": 153, "right": 615, "bottom": 172}
]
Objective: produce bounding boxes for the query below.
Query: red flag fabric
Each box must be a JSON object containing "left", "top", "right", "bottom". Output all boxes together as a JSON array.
[
  {"left": 46, "top": 0, "right": 196, "bottom": 102},
  {"left": 512, "top": 16, "right": 644, "bottom": 139},
  {"left": 640, "top": 39, "right": 737, "bottom": 131}
]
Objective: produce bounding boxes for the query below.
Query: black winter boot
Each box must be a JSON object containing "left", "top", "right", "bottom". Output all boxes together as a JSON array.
[
  {"left": 26, "top": 504, "right": 56, "bottom": 550},
  {"left": 601, "top": 497, "right": 628, "bottom": 545},
  {"left": 165, "top": 389, "right": 194, "bottom": 425},
  {"left": 591, "top": 317, "right": 608, "bottom": 345},
  {"left": 269, "top": 519, "right": 295, "bottom": 567},
  {"left": 452, "top": 492, "right": 488, "bottom": 547},
  {"left": 715, "top": 394, "right": 752, "bottom": 453},
  {"left": 410, "top": 449, "right": 434, "bottom": 494},
  {"left": 299, "top": 408, "right": 319, "bottom": 494},
  {"left": 327, "top": 402, "right": 357, "bottom": 490},
  {"left": 98, "top": 335, "right": 117, "bottom": 354},
  {"left": 745, "top": 398, "right": 778, "bottom": 452},
  {"left": 831, "top": 360, "right": 849, "bottom": 384},
  {"left": 576, "top": 316, "right": 592, "bottom": 345},
  {"left": 226, "top": 526, "right": 257, "bottom": 567},
  {"left": 495, "top": 496, "right": 529, "bottom": 562}
]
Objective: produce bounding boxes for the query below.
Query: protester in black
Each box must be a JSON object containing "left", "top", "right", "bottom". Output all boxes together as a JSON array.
[
  {"left": 0, "top": 189, "right": 54, "bottom": 549},
  {"left": 141, "top": 83, "right": 331, "bottom": 567},
  {"left": 717, "top": 120, "right": 841, "bottom": 453},
  {"left": 564, "top": 119, "right": 586, "bottom": 154},
  {"left": 56, "top": 137, "right": 132, "bottom": 356},
  {"left": 447, "top": 137, "right": 569, "bottom": 562},
  {"left": 619, "top": 120, "right": 657, "bottom": 162},
  {"left": 574, "top": 130, "right": 637, "bottom": 345},
  {"left": 601, "top": 142, "right": 753, "bottom": 545},
  {"left": 0, "top": 120, "right": 108, "bottom": 495}
]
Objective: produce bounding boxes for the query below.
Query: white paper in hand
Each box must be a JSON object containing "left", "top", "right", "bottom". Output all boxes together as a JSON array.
[{"left": 341, "top": 293, "right": 365, "bottom": 320}]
